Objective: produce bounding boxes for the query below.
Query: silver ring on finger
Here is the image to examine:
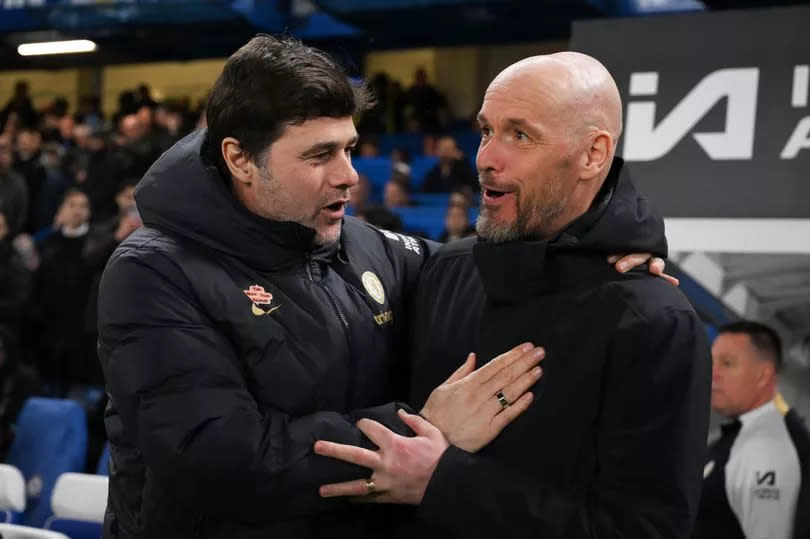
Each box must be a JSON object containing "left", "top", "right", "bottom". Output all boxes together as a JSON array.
[{"left": 495, "top": 389, "right": 510, "bottom": 410}]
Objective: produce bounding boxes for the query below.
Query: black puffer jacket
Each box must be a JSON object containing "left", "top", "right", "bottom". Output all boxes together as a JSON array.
[
  {"left": 404, "top": 159, "right": 712, "bottom": 538},
  {"left": 98, "top": 130, "right": 432, "bottom": 538}
]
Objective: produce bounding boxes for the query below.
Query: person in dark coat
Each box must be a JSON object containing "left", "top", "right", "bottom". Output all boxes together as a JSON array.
[
  {"left": 420, "top": 136, "right": 478, "bottom": 193},
  {"left": 34, "top": 188, "right": 94, "bottom": 392},
  {"left": 0, "top": 210, "right": 31, "bottom": 343},
  {"left": 97, "top": 35, "right": 550, "bottom": 539},
  {"left": 0, "top": 140, "right": 27, "bottom": 237},
  {"left": 0, "top": 326, "right": 40, "bottom": 460},
  {"left": 314, "top": 52, "right": 710, "bottom": 539}
]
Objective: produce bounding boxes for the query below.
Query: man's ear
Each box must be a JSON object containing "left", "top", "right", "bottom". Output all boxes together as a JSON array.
[
  {"left": 222, "top": 137, "right": 254, "bottom": 186},
  {"left": 579, "top": 130, "right": 613, "bottom": 182}
]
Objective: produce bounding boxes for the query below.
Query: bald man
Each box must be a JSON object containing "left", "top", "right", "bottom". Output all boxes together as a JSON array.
[{"left": 314, "top": 52, "right": 711, "bottom": 538}]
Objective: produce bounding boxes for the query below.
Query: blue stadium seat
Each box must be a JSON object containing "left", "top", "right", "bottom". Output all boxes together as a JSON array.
[
  {"left": 6, "top": 398, "right": 87, "bottom": 528},
  {"left": 409, "top": 156, "right": 439, "bottom": 189},
  {"left": 377, "top": 133, "right": 424, "bottom": 158},
  {"left": 0, "top": 465, "right": 25, "bottom": 524},
  {"left": 0, "top": 523, "right": 69, "bottom": 538},
  {"left": 451, "top": 130, "right": 481, "bottom": 165},
  {"left": 43, "top": 473, "right": 107, "bottom": 539},
  {"left": 392, "top": 206, "right": 447, "bottom": 240},
  {"left": 96, "top": 443, "right": 110, "bottom": 476},
  {"left": 353, "top": 157, "right": 392, "bottom": 203},
  {"left": 410, "top": 193, "right": 450, "bottom": 206}
]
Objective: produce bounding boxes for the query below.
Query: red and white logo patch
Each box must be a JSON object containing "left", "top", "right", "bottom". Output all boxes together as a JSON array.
[{"left": 244, "top": 285, "right": 273, "bottom": 305}]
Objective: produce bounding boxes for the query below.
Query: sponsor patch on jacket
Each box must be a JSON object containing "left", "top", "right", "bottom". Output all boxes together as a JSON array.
[
  {"left": 244, "top": 284, "right": 280, "bottom": 316},
  {"left": 374, "top": 310, "right": 393, "bottom": 326}
]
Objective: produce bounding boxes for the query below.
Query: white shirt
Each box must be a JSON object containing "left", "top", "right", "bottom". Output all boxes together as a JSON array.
[{"left": 725, "top": 399, "right": 801, "bottom": 539}]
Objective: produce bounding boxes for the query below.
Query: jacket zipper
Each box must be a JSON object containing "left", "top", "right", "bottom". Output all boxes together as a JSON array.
[
  {"left": 305, "top": 258, "right": 355, "bottom": 406},
  {"left": 305, "top": 260, "right": 349, "bottom": 329}
]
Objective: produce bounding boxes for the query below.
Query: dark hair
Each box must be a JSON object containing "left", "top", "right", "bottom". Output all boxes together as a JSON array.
[
  {"left": 117, "top": 177, "right": 140, "bottom": 194},
  {"left": 60, "top": 187, "right": 88, "bottom": 206},
  {"left": 206, "top": 35, "right": 373, "bottom": 177},
  {"left": 718, "top": 320, "right": 783, "bottom": 370}
]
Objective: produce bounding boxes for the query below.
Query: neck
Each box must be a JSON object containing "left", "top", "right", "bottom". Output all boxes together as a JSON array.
[{"left": 747, "top": 386, "right": 778, "bottom": 414}]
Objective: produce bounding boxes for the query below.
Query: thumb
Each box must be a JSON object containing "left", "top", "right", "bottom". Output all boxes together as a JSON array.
[
  {"left": 444, "top": 353, "right": 476, "bottom": 384},
  {"left": 399, "top": 409, "right": 440, "bottom": 439}
]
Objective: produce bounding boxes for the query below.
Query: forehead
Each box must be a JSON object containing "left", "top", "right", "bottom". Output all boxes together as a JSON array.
[
  {"left": 479, "top": 70, "right": 561, "bottom": 126},
  {"left": 65, "top": 193, "right": 89, "bottom": 204},
  {"left": 276, "top": 116, "right": 357, "bottom": 146},
  {"left": 712, "top": 332, "right": 754, "bottom": 356}
]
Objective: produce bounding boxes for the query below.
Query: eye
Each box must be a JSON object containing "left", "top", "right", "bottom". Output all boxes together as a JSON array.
[
  {"left": 480, "top": 126, "right": 492, "bottom": 138},
  {"left": 514, "top": 129, "right": 528, "bottom": 141},
  {"left": 345, "top": 146, "right": 355, "bottom": 156},
  {"left": 313, "top": 152, "right": 330, "bottom": 162}
]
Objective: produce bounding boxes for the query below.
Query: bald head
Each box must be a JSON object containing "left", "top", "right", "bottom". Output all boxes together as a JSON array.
[
  {"left": 491, "top": 52, "right": 622, "bottom": 143},
  {"left": 475, "top": 52, "right": 624, "bottom": 242}
]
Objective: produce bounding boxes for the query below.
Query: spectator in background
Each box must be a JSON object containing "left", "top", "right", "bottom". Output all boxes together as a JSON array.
[
  {"left": 357, "top": 72, "right": 391, "bottom": 134},
  {"left": 75, "top": 95, "right": 103, "bottom": 130},
  {"left": 0, "top": 139, "right": 28, "bottom": 237},
  {"left": 439, "top": 203, "right": 475, "bottom": 243},
  {"left": 404, "top": 67, "right": 449, "bottom": 132},
  {"left": 349, "top": 173, "right": 371, "bottom": 216},
  {"left": 0, "top": 81, "right": 37, "bottom": 132},
  {"left": 83, "top": 178, "right": 141, "bottom": 385},
  {"left": 13, "top": 127, "right": 48, "bottom": 233},
  {"left": 135, "top": 83, "right": 158, "bottom": 110},
  {"left": 391, "top": 146, "right": 411, "bottom": 166},
  {"left": 33, "top": 189, "right": 94, "bottom": 394},
  {"left": 0, "top": 210, "right": 31, "bottom": 343},
  {"left": 449, "top": 188, "right": 473, "bottom": 210},
  {"left": 383, "top": 177, "right": 411, "bottom": 209},
  {"left": 358, "top": 139, "right": 379, "bottom": 158},
  {"left": 0, "top": 326, "right": 40, "bottom": 460},
  {"left": 421, "top": 135, "right": 478, "bottom": 193},
  {"left": 693, "top": 321, "right": 810, "bottom": 539}
]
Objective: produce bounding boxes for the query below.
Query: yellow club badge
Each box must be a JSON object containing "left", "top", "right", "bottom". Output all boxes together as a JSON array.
[{"left": 361, "top": 271, "right": 386, "bottom": 305}]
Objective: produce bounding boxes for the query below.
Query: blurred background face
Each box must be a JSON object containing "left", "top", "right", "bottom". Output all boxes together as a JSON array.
[
  {"left": 115, "top": 185, "right": 137, "bottom": 212},
  {"left": 384, "top": 180, "right": 408, "bottom": 208},
  {"left": 16, "top": 130, "right": 42, "bottom": 156},
  {"left": 0, "top": 144, "right": 12, "bottom": 169},
  {"left": 120, "top": 114, "right": 146, "bottom": 142},
  {"left": 445, "top": 204, "right": 469, "bottom": 235},
  {"left": 349, "top": 174, "right": 370, "bottom": 209},
  {"left": 711, "top": 332, "right": 772, "bottom": 417},
  {"left": 436, "top": 137, "right": 459, "bottom": 163},
  {"left": 60, "top": 192, "right": 91, "bottom": 229},
  {"left": 0, "top": 213, "right": 8, "bottom": 242}
]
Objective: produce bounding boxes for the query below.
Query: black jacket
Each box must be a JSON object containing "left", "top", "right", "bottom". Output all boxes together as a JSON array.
[
  {"left": 405, "top": 159, "right": 712, "bottom": 538},
  {"left": 98, "top": 130, "right": 433, "bottom": 538}
]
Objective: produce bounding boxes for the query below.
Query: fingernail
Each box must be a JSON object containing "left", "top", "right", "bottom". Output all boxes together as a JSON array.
[
  {"left": 617, "top": 262, "right": 627, "bottom": 271},
  {"left": 521, "top": 342, "right": 533, "bottom": 352},
  {"left": 532, "top": 366, "right": 542, "bottom": 376},
  {"left": 533, "top": 348, "right": 545, "bottom": 359}
]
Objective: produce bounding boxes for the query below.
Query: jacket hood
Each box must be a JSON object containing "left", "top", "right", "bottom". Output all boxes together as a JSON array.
[
  {"left": 555, "top": 157, "right": 667, "bottom": 257},
  {"left": 134, "top": 129, "right": 317, "bottom": 271}
]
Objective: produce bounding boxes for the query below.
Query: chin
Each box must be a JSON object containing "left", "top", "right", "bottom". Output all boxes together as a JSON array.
[{"left": 314, "top": 224, "right": 342, "bottom": 246}]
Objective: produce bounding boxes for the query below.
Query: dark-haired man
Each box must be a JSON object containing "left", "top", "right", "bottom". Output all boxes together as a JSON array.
[{"left": 693, "top": 320, "right": 810, "bottom": 539}]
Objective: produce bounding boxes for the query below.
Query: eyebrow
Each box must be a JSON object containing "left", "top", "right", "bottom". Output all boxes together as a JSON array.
[
  {"left": 477, "top": 114, "right": 541, "bottom": 135},
  {"left": 300, "top": 136, "right": 358, "bottom": 158}
]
